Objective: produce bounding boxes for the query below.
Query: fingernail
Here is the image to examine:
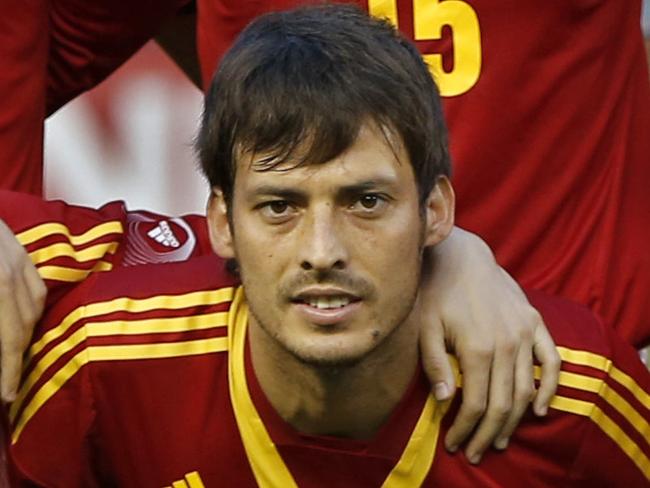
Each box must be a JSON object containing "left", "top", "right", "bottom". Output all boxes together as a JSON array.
[
  {"left": 494, "top": 437, "right": 509, "bottom": 450},
  {"left": 434, "top": 382, "right": 450, "bottom": 400},
  {"left": 2, "top": 391, "right": 16, "bottom": 404},
  {"left": 468, "top": 453, "right": 481, "bottom": 465},
  {"left": 535, "top": 405, "right": 548, "bottom": 416},
  {"left": 446, "top": 443, "right": 458, "bottom": 453}
]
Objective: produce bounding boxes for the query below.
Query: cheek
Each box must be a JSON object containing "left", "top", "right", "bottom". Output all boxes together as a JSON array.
[{"left": 366, "top": 219, "right": 423, "bottom": 283}]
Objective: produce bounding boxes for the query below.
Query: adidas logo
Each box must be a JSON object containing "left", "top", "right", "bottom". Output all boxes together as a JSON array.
[{"left": 147, "top": 220, "right": 180, "bottom": 248}]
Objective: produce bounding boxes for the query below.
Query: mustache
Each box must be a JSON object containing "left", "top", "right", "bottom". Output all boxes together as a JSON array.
[{"left": 279, "top": 269, "right": 374, "bottom": 299}]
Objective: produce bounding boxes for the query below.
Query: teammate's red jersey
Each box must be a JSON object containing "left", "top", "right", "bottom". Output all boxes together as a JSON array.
[
  {"left": 2, "top": 1, "right": 648, "bottom": 347},
  {"left": 197, "top": 0, "right": 650, "bottom": 347},
  {"left": 1, "top": 190, "right": 649, "bottom": 486},
  {"left": 6, "top": 251, "right": 650, "bottom": 487},
  {"left": 0, "top": 0, "right": 190, "bottom": 194},
  {"left": 8, "top": 0, "right": 650, "bottom": 346}
]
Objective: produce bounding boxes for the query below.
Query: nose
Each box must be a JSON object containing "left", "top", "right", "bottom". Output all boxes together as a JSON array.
[{"left": 298, "top": 205, "right": 348, "bottom": 272}]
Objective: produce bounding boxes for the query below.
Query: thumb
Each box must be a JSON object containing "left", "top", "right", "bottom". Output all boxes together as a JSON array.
[{"left": 420, "top": 316, "right": 456, "bottom": 401}]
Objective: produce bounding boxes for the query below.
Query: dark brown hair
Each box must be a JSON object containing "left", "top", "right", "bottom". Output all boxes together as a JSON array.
[{"left": 196, "top": 4, "right": 450, "bottom": 207}]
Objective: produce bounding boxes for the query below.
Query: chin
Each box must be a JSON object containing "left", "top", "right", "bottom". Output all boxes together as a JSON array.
[{"left": 286, "top": 337, "right": 377, "bottom": 370}]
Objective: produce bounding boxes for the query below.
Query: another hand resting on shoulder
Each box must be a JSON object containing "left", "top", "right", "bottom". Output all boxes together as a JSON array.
[
  {"left": 0, "top": 219, "right": 46, "bottom": 403},
  {"left": 419, "top": 226, "right": 560, "bottom": 464}
]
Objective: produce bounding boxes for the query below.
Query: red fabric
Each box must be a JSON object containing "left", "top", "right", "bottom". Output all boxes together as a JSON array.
[
  {"left": 197, "top": 0, "right": 650, "bottom": 349},
  {"left": 0, "top": 0, "right": 48, "bottom": 194},
  {"left": 0, "top": 190, "right": 213, "bottom": 304},
  {"left": 2, "top": 1, "right": 648, "bottom": 347},
  {"left": 8, "top": 252, "right": 650, "bottom": 486},
  {"left": 0, "top": 0, "right": 190, "bottom": 195}
]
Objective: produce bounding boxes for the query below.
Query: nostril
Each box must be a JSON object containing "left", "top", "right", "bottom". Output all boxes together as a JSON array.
[{"left": 301, "top": 261, "right": 313, "bottom": 270}]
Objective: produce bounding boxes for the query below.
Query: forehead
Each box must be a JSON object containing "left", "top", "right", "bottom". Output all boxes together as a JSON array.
[{"left": 234, "top": 123, "right": 415, "bottom": 194}]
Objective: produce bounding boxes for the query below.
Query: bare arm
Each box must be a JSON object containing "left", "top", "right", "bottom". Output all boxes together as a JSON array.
[
  {"left": 418, "top": 227, "right": 560, "bottom": 463},
  {"left": 0, "top": 204, "right": 560, "bottom": 464},
  {"left": 0, "top": 220, "right": 46, "bottom": 402}
]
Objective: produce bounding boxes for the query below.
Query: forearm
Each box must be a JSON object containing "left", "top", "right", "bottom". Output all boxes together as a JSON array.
[
  {"left": 424, "top": 226, "right": 498, "bottom": 292},
  {"left": 418, "top": 224, "right": 559, "bottom": 462}
]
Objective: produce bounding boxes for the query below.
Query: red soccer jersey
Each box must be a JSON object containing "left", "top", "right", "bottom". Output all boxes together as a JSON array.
[
  {"left": 1, "top": 191, "right": 649, "bottom": 485},
  {"left": 6, "top": 253, "right": 650, "bottom": 487},
  {"left": 0, "top": 0, "right": 190, "bottom": 194},
  {"left": 3, "top": 1, "right": 648, "bottom": 347},
  {"left": 197, "top": 0, "right": 650, "bottom": 348},
  {"left": 0, "top": 190, "right": 213, "bottom": 305}
]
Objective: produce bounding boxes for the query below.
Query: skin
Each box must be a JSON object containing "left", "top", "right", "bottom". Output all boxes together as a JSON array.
[
  {"left": 420, "top": 230, "right": 559, "bottom": 461},
  {"left": 208, "top": 122, "right": 456, "bottom": 439},
  {"left": 0, "top": 220, "right": 46, "bottom": 402},
  {"left": 0, "top": 194, "right": 559, "bottom": 461},
  {"left": 0, "top": 144, "right": 559, "bottom": 462}
]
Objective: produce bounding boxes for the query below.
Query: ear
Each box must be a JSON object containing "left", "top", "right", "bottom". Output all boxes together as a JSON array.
[
  {"left": 206, "top": 188, "right": 236, "bottom": 259},
  {"left": 422, "top": 176, "right": 455, "bottom": 247}
]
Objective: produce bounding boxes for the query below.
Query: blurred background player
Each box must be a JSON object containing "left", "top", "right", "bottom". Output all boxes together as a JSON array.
[
  {"left": 0, "top": 0, "right": 572, "bottom": 455},
  {"left": 6, "top": 9, "right": 650, "bottom": 483},
  {"left": 1, "top": 1, "right": 648, "bottom": 351},
  {"left": 0, "top": 0, "right": 648, "bottom": 476}
]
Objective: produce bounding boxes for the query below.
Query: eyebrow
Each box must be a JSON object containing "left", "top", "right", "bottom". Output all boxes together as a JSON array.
[
  {"left": 247, "top": 178, "right": 398, "bottom": 200},
  {"left": 246, "top": 186, "right": 307, "bottom": 201},
  {"left": 339, "top": 178, "right": 398, "bottom": 193}
]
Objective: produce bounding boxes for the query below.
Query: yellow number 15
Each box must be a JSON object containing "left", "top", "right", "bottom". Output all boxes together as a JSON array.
[{"left": 368, "top": 0, "right": 482, "bottom": 97}]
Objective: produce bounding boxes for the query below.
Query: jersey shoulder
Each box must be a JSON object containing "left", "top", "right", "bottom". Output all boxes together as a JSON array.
[
  {"left": 525, "top": 288, "right": 618, "bottom": 356},
  {"left": 32, "top": 254, "right": 239, "bottom": 342}
]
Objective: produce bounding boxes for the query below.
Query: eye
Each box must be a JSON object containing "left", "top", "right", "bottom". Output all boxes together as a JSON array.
[
  {"left": 268, "top": 201, "right": 289, "bottom": 214},
  {"left": 359, "top": 194, "right": 380, "bottom": 209},
  {"left": 257, "top": 200, "right": 296, "bottom": 222},
  {"left": 350, "top": 193, "right": 389, "bottom": 215}
]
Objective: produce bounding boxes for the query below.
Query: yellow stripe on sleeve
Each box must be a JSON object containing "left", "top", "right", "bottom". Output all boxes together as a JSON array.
[
  {"left": 10, "top": 312, "right": 228, "bottom": 422},
  {"left": 185, "top": 472, "right": 206, "bottom": 488},
  {"left": 37, "top": 262, "right": 113, "bottom": 282},
  {"left": 550, "top": 395, "right": 650, "bottom": 480},
  {"left": 26, "top": 287, "right": 235, "bottom": 361},
  {"left": 16, "top": 221, "right": 123, "bottom": 247},
  {"left": 555, "top": 370, "right": 649, "bottom": 446},
  {"left": 29, "top": 241, "right": 119, "bottom": 266},
  {"left": 558, "top": 346, "right": 650, "bottom": 409},
  {"left": 172, "top": 480, "right": 188, "bottom": 488},
  {"left": 12, "top": 337, "right": 229, "bottom": 444}
]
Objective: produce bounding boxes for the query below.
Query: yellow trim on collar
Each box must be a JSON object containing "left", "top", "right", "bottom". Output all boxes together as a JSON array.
[{"left": 227, "top": 287, "right": 449, "bottom": 487}]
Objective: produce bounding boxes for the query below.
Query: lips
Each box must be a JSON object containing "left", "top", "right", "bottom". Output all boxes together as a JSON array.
[{"left": 291, "top": 289, "right": 362, "bottom": 326}]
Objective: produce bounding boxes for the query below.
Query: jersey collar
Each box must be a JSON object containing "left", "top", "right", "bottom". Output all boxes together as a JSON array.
[{"left": 227, "top": 286, "right": 452, "bottom": 487}]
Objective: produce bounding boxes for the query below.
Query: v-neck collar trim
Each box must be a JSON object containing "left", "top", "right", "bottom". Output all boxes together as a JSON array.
[{"left": 227, "top": 287, "right": 451, "bottom": 487}]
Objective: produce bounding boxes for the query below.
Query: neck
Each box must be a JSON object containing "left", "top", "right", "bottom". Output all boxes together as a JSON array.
[{"left": 248, "top": 310, "right": 420, "bottom": 440}]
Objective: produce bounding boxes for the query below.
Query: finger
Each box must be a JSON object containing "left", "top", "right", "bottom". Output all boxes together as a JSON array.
[
  {"left": 493, "top": 344, "right": 535, "bottom": 449},
  {"left": 463, "top": 340, "right": 517, "bottom": 464},
  {"left": 420, "top": 316, "right": 456, "bottom": 401},
  {"left": 0, "top": 288, "right": 26, "bottom": 403},
  {"left": 0, "top": 268, "right": 44, "bottom": 403},
  {"left": 23, "top": 259, "right": 47, "bottom": 326},
  {"left": 444, "top": 345, "right": 492, "bottom": 454},
  {"left": 13, "top": 266, "right": 38, "bottom": 335},
  {"left": 531, "top": 322, "right": 561, "bottom": 416}
]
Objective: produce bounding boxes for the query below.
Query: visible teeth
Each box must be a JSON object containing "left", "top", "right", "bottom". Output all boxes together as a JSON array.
[{"left": 307, "top": 296, "right": 351, "bottom": 309}]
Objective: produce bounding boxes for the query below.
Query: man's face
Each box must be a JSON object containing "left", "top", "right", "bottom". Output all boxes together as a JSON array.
[{"left": 209, "top": 123, "right": 453, "bottom": 367}]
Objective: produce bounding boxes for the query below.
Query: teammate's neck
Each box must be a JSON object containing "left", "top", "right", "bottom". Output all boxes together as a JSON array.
[{"left": 248, "top": 313, "right": 420, "bottom": 440}]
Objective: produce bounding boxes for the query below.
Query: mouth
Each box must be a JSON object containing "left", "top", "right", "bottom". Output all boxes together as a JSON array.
[
  {"left": 298, "top": 295, "right": 355, "bottom": 309},
  {"left": 292, "top": 288, "right": 362, "bottom": 307},
  {"left": 291, "top": 290, "right": 362, "bottom": 325}
]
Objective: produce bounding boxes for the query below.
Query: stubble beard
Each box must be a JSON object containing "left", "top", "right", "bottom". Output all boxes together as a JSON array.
[{"left": 243, "top": 260, "right": 422, "bottom": 374}]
